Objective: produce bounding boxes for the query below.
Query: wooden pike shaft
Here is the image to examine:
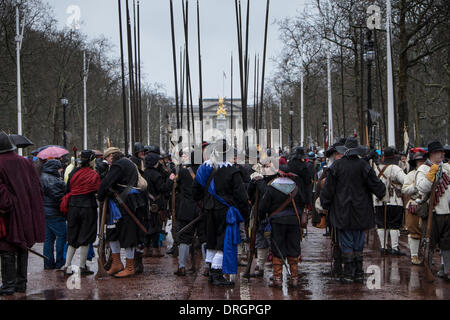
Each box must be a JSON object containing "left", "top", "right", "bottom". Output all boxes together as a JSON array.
[
  {"left": 169, "top": 0, "right": 180, "bottom": 129},
  {"left": 118, "top": 0, "right": 129, "bottom": 155},
  {"left": 259, "top": 0, "right": 270, "bottom": 132},
  {"left": 125, "top": 0, "right": 136, "bottom": 144},
  {"left": 197, "top": 0, "right": 204, "bottom": 142}
]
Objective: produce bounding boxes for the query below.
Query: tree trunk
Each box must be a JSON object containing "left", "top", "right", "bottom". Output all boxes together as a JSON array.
[{"left": 397, "top": 0, "right": 409, "bottom": 148}]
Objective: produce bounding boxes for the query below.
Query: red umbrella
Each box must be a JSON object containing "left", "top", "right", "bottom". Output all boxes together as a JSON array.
[{"left": 37, "top": 146, "right": 69, "bottom": 160}]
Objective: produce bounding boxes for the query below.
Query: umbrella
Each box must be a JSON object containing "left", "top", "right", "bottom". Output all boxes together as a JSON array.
[
  {"left": 31, "top": 145, "right": 66, "bottom": 156},
  {"left": 37, "top": 146, "right": 69, "bottom": 160},
  {"left": 9, "top": 134, "right": 34, "bottom": 148}
]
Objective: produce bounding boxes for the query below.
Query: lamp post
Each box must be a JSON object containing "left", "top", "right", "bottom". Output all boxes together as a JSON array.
[
  {"left": 364, "top": 30, "right": 375, "bottom": 149},
  {"left": 61, "top": 96, "right": 69, "bottom": 149},
  {"left": 289, "top": 102, "right": 294, "bottom": 149}
]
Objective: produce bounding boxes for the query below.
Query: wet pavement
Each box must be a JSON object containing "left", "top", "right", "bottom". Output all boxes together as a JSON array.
[{"left": 1, "top": 221, "right": 449, "bottom": 300}]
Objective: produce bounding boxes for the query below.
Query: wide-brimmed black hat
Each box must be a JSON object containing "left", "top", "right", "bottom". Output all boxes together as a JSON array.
[
  {"left": 0, "top": 131, "right": 17, "bottom": 154},
  {"left": 383, "top": 146, "right": 397, "bottom": 158},
  {"left": 335, "top": 137, "right": 366, "bottom": 156},
  {"left": 80, "top": 150, "right": 96, "bottom": 163},
  {"left": 291, "top": 146, "right": 305, "bottom": 160},
  {"left": 325, "top": 137, "right": 347, "bottom": 158},
  {"left": 426, "top": 141, "right": 445, "bottom": 156}
]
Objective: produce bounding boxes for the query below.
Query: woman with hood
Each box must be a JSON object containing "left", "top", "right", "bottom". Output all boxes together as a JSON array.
[{"left": 40, "top": 159, "right": 67, "bottom": 270}]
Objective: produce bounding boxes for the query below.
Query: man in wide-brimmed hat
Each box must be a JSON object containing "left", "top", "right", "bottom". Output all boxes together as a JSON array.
[
  {"left": 373, "top": 146, "right": 407, "bottom": 256},
  {"left": 192, "top": 139, "right": 249, "bottom": 286},
  {"left": 0, "top": 132, "right": 45, "bottom": 295},
  {"left": 321, "top": 137, "right": 386, "bottom": 284},
  {"left": 288, "top": 146, "right": 313, "bottom": 217},
  {"left": 402, "top": 151, "right": 427, "bottom": 265},
  {"left": 416, "top": 141, "right": 450, "bottom": 281}
]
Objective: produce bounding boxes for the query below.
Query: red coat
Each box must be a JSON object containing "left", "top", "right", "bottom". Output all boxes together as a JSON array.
[{"left": 0, "top": 152, "right": 45, "bottom": 251}]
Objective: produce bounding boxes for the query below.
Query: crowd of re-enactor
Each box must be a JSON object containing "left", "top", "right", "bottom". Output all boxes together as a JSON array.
[{"left": 0, "top": 130, "right": 449, "bottom": 297}]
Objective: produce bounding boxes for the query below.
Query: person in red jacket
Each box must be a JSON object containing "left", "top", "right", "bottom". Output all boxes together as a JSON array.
[{"left": 0, "top": 132, "right": 45, "bottom": 295}]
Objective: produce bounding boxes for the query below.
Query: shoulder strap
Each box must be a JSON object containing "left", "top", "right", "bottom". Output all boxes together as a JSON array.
[
  {"left": 269, "top": 186, "right": 298, "bottom": 218},
  {"left": 187, "top": 167, "right": 196, "bottom": 180},
  {"left": 377, "top": 164, "right": 390, "bottom": 179}
]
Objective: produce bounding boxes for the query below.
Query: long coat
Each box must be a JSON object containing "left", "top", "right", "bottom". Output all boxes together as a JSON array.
[
  {"left": 320, "top": 155, "right": 386, "bottom": 230},
  {"left": 0, "top": 152, "right": 45, "bottom": 251}
]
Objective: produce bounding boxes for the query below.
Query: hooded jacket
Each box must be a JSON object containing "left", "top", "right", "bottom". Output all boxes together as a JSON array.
[{"left": 40, "top": 160, "right": 66, "bottom": 218}]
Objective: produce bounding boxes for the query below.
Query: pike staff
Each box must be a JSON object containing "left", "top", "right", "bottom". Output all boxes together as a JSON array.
[
  {"left": 259, "top": 0, "right": 270, "bottom": 134},
  {"left": 197, "top": 0, "right": 204, "bottom": 142},
  {"left": 125, "top": 0, "right": 136, "bottom": 144},
  {"left": 118, "top": 0, "right": 129, "bottom": 155},
  {"left": 169, "top": 0, "right": 180, "bottom": 129}
]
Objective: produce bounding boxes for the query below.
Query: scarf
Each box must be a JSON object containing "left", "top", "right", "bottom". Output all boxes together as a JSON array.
[
  {"left": 60, "top": 167, "right": 101, "bottom": 215},
  {"left": 195, "top": 161, "right": 244, "bottom": 274}
]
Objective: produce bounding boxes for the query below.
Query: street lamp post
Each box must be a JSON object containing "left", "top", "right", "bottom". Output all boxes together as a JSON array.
[
  {"left": 364, "top": 30, "right": 375, "bottom": 149},
  {"left": 289, "top": 102, "right": 294, "bottom": 149},
  {"left": 61, "top": 97, "right": 69, "bottom": 149}
]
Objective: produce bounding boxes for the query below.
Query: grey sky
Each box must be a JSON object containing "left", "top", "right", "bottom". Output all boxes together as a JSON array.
[{"left": 48, "top": 0, "right": 306, "bottom": 101}]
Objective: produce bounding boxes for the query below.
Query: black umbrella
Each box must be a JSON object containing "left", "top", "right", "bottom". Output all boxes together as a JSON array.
[{"left": 9, "top": 134, "right": 34, "bottom": 148}]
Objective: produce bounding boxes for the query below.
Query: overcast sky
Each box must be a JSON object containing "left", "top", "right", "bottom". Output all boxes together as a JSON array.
[{"left": 48, "top": 0, "right": 307, "bottom": 101}]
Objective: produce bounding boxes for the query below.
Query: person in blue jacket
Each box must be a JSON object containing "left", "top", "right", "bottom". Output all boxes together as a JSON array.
[{"left": 40, "top": 159, "right": 67, "bottom": 270}]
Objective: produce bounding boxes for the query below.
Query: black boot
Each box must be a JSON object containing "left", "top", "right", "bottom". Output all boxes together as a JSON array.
[
  {"left": 341, "top": 253, "right": 355, "bottom": 284},
  {"left": 134, "top": 252, "right": 144, "bottom": 275},
  {"left": 15, "top": 250, "right": 28, "bottom": 293},
  {"left": 331, "top": 245, "right": 343, "bottom": 278},
  {"left": 0, "top": 252, "right": 17, "bottom": 296},
  {"left": 210, "top": 269, "right": 234, "bottom": 286},
  {"left": 203, "top": 262, "right": 211, "bottom": 278},
  {"left": 353, "top": 252, "right": 364, "bottom": 283}
]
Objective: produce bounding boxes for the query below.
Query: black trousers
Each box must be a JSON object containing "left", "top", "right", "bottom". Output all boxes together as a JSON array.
[
  {"left": 271, "top": 221, "right": 301, "bottom": 259},
  {"left": 375, "top": 205, "right": 404, "bottom": 230},
  {"left": 67, "top": 206, "right": 97, "bottom": 248},
  {"left": 422, "top": 214, "right": 450, "bottom": 251}
]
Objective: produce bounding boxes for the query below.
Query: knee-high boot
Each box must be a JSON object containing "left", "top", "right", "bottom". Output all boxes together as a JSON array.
[
  {"left": 287, "top": 257, "right": 299, "bottom": 287},
  {"left": 15, "top": 250, "right": 28, "bottom": 293},
  {"left": 341, "top": 252, "right": 355, "bottom": 284},
  {"left": 353, "top": 252, "right": 364, "bottom": 283},
  {"left": 269, "top": 257, "right": 283, "bottom": 288},
  {"left": 0, "top": 252, "right": 16, "bottom": 295}
]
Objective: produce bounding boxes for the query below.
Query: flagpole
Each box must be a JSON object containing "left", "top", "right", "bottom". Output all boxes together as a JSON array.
[{"left": 386, "top": 0, "right": 396, "bottom": 147}]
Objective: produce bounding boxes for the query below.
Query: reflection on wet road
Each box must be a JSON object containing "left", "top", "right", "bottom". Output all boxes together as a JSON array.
[{"left": 1, "top": 223, "right": 449, "bottom": 300}]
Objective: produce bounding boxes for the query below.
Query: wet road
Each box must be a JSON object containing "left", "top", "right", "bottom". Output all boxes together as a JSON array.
[{"left": 1, "top": 222, "right": 449, "bottom": 300}]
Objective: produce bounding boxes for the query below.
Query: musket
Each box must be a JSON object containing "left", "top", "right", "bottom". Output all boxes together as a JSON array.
[
  {"left": 169, "top": 0, "right": 180, "bottom": 129},
  {"left": 242, "top": 189, "right": 259, "bottom": 279},
  {"left": 95, "top": 200, "right": 109, "bottom": 279},
  {"left": 422, "top": 166, "right": 443, "bottom": 282},
  {"left": 17, "top": 245, "right": 49, "bottom": 261},
  {"left": 177, "top": 212, "right": 203, "bottom": 236},
  {"left": 117, "top": 0, "right": 129, "bottom": 155},
  {"left": 112, "top": 190, "right": 148, "bottom": 234},
  {"left": 265, "top": 233, "right": 291, "bottom": 277},
  {"left": 170, "top": 167, "right": 179, "bottom": 257},
  {"left": 383, "top": 201, "right": 387, "bottom": 256}
]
